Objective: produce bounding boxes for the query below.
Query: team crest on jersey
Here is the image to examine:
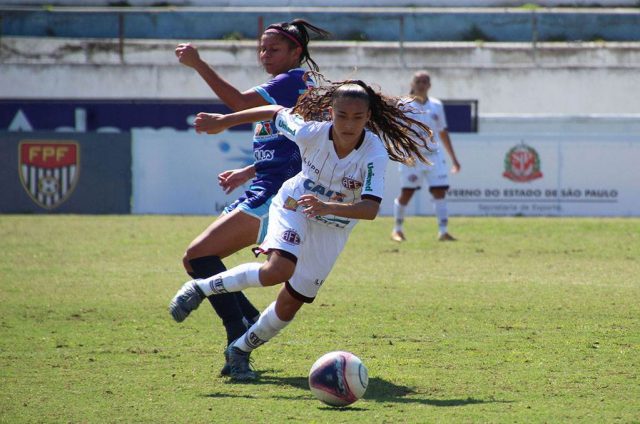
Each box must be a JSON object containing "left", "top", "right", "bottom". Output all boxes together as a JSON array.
[
  {"left": 342, "top": 177, "right": 362, "bottom": 191},
  {"left": 18, "top": 140, "right": 80, "bottom": 210},
  {"left": 503, "top": 143, "right": 543, "bottom": 182},
  {"left": 281, "top": 229, "right": 301, "bottom": 245}
]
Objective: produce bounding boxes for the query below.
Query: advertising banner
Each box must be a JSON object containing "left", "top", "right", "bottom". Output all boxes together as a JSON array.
[
  {"left": 379, "top": 133, "right": 640, "bottom": 217},
  {"left": 132, "top": 129, "right": 640, "bottom": 217},
  {"left": 0, "top": 132, "right": 132, "bottom": 213}
]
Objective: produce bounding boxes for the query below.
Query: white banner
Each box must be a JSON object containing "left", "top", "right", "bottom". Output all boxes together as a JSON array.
[
  {"left": 132, "top": 129, "right": 255, "bottom": 215},
  {"left": 379, "top": 133, "right": 640, "bottom": 217},
  {"left": 132, "top": 129, "right": 640, "bottom": 217}
]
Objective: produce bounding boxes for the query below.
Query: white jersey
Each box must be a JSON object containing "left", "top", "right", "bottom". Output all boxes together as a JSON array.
[
  {"left": 401, "top": 97, "right": 447, "bottom": 156},
  {"left": 274, "top": 108, "right": 389, "bottom": 231}
]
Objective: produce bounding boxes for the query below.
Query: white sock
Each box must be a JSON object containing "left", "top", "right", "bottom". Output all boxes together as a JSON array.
[
  {"left": 433, "top": 198, "right": 448, "bottom": 234},
  {"left": 393, "top": 198, "right": 406, "bottom": 232},
  {"left": 234, "top": 302, "right": 290, "bottom": 352},
  {"left": 195, "top": 262, "right": 262, "bottom": 296}
]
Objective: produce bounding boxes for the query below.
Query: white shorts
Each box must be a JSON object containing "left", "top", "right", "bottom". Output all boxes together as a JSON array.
[
  {"left": 399, "top": 150, "right": 449, "bottom": 190},
  {"left": 257, "top": 193, "right": 351, "bottom": 302}
]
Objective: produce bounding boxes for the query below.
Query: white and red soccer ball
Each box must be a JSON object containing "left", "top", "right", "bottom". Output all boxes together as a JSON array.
[{"left": 308, "top": 351, "right": 369, "bottom": 407}]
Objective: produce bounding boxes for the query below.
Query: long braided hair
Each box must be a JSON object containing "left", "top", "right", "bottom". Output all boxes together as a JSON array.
[
  {"left": 293, "top": 74, "right": 433, "bottom": 166},
  {"left": 263, "top": 19, "right": 331, "bottom": 72}
]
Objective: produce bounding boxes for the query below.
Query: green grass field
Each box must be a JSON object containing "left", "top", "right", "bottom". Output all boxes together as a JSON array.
[{"left": 1, "top": 215, "right": 638, "bottom": 423}]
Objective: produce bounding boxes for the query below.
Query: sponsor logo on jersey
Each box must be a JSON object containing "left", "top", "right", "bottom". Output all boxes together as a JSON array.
[
  {"left": 365, "top": 162, "right": 375, "bottom": 191},
  {"left": 18, "top": 140, "right": 80, "bottom": 210},
  {"left": 254, "top": 149, "right": 275, "bottom": 161},
  {"left": 276, "top": 116, "right": 297, "bottom": 137},
  {"left": 342, "top": 177, "right": 362, "bottom": 190},
  {"left": 282, "top": 229, "right": 301, "bottom": 245},
  {"left": 303, "top": 179, "right": 345, "bottom": 202},
  {"left": 408, "top": 173, "right": 419, "bottom": 183},
  {"left": 313, "top": 215, "right": 350, "bottom": 229},
  {"left": 283, "top": 196, "right": 299, "bottom": 211},
  {"left": 503, "top": 143, "right": 543, "bottom": 182},
  {"left": 303, "top": 157, "right": 321, "bottom": 175}
]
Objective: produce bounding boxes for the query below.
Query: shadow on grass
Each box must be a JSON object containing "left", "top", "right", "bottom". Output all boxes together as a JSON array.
[{"left": 204, "top": 374, "right": 503, "bottom": 407}]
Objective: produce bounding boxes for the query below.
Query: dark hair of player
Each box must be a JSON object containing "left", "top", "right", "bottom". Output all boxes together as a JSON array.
[{"left": 263, "top": 19, "right": 331, "bottom": 72}]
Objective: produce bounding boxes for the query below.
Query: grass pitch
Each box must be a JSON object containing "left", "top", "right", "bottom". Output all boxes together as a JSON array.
[{"left": 0, "top": 215, "right": 638, "bottom": 423}]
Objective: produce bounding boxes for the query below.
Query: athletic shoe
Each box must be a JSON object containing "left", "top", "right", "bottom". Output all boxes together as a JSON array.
[
  {"left": 225, "top": 344, "right": 256, "bottom": 381},
  {"left": 220, "top": 349, "right": 231, "bottom": 376},
  {"left": 390, "top": 230, "right": 406, "bottom": 242},
  {"left": 220, "top": 319, "right": 255, "bottom": 376},
  {"left": 168, "top": 280, "right": 205, "bottom": 322},
  {"left": 438, "top": 232, "right": 457, "bottom": 241}
]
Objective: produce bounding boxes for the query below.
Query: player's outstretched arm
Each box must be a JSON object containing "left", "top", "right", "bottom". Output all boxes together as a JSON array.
[
  {"left": 194, "top": 105, "right": 284, "bottom": 134},
  {"left": 175, "top": 43, "right": 266, "bottom": 111}
]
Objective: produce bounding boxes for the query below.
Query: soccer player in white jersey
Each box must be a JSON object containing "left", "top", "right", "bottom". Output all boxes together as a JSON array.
[
  {"left": 169, "top": 77, "right": 433, "bottom": 380},
  {"left": 391, "top": 70, "right": 461, "bottom": 242}
]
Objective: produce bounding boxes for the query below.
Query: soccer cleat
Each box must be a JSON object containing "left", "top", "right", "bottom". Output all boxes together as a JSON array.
[
  {"left": 225, "top": 344, "right": 256, "bottom": 381},
  {"left": 390, "top": 230, "right": 406, "bottom": 242},
  {"left": 220, "top": 349, "right": 231, "bottom": 376},
  {"left": 168, "top": 280, "right": 205, "bottom": 322},
  {"left": 221, "top": 318, "right": 255, "bottom": 376},
  {"left": 438, "top": 232, "right": 457, "bottom": 241}
]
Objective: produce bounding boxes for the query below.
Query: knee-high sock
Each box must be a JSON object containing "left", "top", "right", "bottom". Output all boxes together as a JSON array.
[
  {"left": 189, "top": 256, "right": 251, "bottom": 344},
  {"left": 196, "top": 262, "right": 262, "bottom": 296},
  {"left": 393, "top": 198, "right": 406, "bottom": 232},
  {"left": 233, "top": 302, "right": 290, "bottom": 352},
  {"left": 433, "top": 198, "right": 449, "bottom": 234}
]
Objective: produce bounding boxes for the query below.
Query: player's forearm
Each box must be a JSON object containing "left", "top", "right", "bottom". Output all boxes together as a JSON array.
[
  {"left": 192, "top": 61, "right": 247, "bottom": 111},
  {"left": 325, "top": 199, "right": 380, "bottom": 220},
  {"left": 440, "top": 130, "right": 458, "bottom": 161},
  {"left": 223, "top": 105, "right": 285, "bottom": 128}
]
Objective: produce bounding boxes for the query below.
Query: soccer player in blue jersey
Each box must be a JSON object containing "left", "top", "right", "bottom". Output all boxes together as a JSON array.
[{"left": 174, "top": 19, "right": 330, "bottom": 376}]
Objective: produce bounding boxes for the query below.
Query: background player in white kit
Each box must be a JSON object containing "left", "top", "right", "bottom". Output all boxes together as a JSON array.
[
  {"left": 169, "top": 77, "right": 433, "bottom": 380},
  {"left": 391, "top": 70, "right": 461, "bottom": 242}
]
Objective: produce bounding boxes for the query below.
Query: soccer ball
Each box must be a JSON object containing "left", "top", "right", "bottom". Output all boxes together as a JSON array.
[{"left": 308, "top": 351, "right": 369, "bottom": 407}]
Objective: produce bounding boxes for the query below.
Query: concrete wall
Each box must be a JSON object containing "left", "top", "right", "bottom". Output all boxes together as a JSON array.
[
  {"left": 2, "top": 1, "right": 638, "bottom": 6},
  {"left": 2, "top": 37, "right": 639, "bottom": 114}
]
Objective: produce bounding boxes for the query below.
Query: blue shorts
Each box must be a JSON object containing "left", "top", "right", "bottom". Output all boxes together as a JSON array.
[{"left": 223, "top": 185, "right": 274, "bottom": 244}]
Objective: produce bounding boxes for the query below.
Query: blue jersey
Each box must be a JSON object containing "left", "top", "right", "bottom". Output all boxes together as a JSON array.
[{"left": 251, "top": 68, "right": 310, "bottom": 195}]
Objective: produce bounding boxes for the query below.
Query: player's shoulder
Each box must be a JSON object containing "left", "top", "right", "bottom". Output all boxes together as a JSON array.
[
  {"left": 362, "top": 131, "right": 389, "bottom": 156},
  {"left": 274, "top": 68, "right": 306, "bottom": 82},
  {"left": 428, "top": 97, "right": 444, "bottom": 106}
]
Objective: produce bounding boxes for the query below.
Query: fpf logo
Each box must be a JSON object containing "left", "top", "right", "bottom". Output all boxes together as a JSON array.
[
  {"left": 503, "top": 143, "right": 543, "bottom": 183},
  {"left": 18, "top": 140, "right": 80, "bottom": 209}
]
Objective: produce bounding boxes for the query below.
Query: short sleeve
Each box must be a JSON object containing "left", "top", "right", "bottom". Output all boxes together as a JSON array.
[
  {"left": 361, "top": 153, "right": 389, "bottom": 199},
  {"left": 274, "top": 108, "right": 307, "bottom": 141},
  {"left": 434, "top": 101, "right": 448, "bottom": 132},
  {"left": 253, "top": 73, "right": 304, "bottom": 108}
]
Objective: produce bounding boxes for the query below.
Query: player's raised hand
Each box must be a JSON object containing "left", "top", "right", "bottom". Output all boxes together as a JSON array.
[
  {"left": 175, "top": 43, "right": 202, "bottom": 68},
  {"left": 194, "top": 112, "right": 226, "bottom": 134}
]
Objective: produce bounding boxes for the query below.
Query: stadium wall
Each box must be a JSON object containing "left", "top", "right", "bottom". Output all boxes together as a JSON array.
[{"left": 2, "top": 37, "right": 639, "bottom": 114}]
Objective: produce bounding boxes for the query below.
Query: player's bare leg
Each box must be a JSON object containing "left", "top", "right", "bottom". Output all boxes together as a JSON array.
[
  {"left": 431, "top": 188, "right": 456, "bottom": 241},
  {"left": 391, "top": 188, "right": 415, "bottom": 242}
]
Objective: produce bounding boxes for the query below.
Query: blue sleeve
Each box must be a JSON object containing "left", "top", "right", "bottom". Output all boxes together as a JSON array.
[{"left": 253, "top": 72, "right": 305, "bottom": 108}]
